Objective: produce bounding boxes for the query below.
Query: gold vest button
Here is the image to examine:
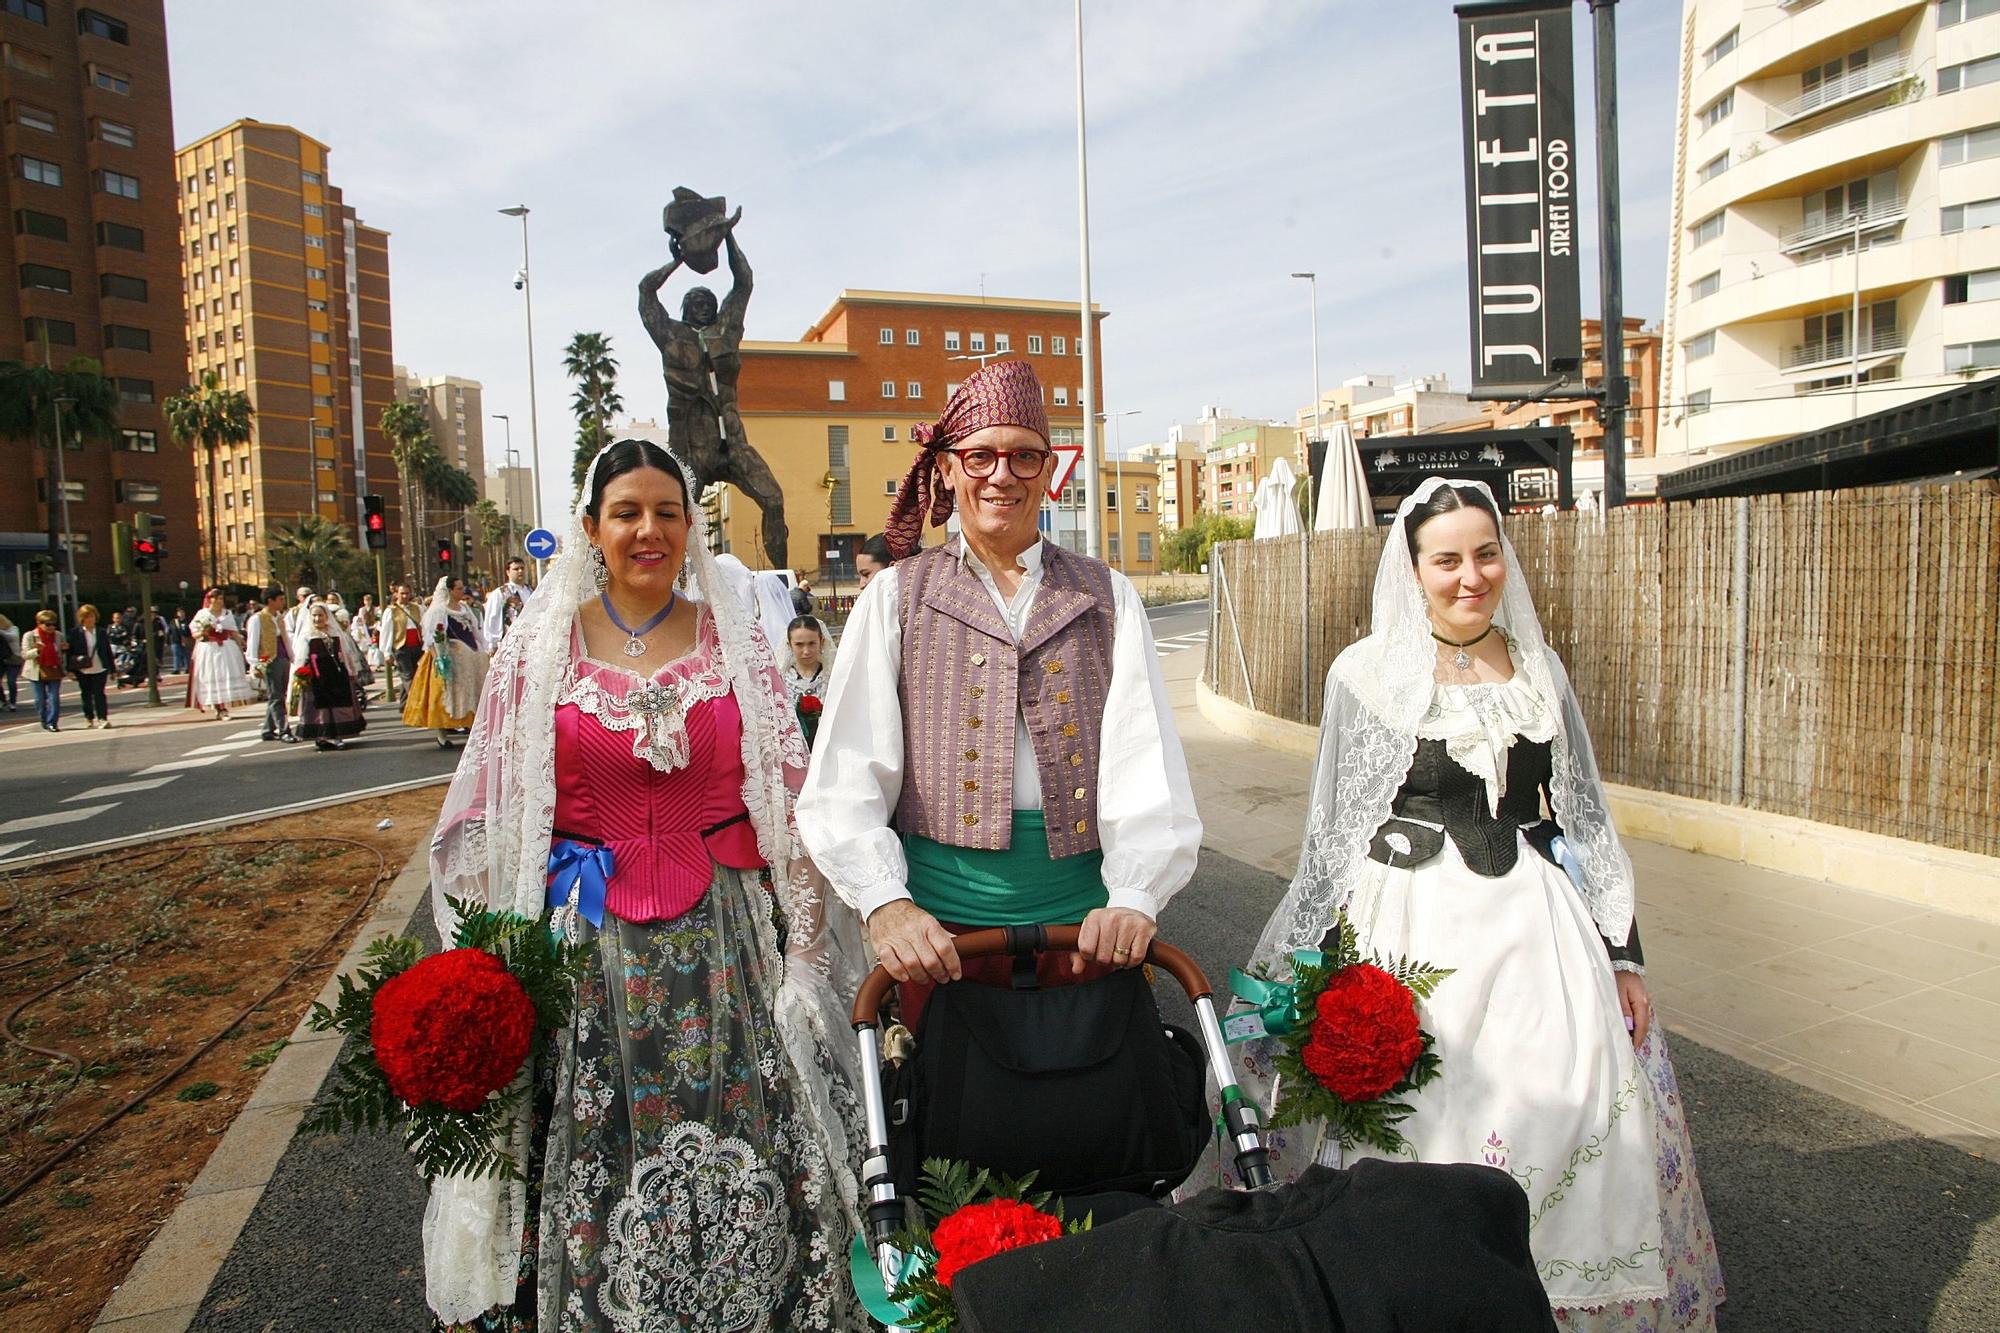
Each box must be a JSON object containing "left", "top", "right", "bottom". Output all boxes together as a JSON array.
[
  {"left": 1045, "top": 660, "right": 1065, "bottom": 674},
  {"left": 968, "top": 716, "right": 983, "bottom": 729},
  {"left": 970, "top": 652, "right": 987, "bottom": 666},
  {"left": 1074, "top": 819, "right": 1089, "bottom": 834},
  {"left": 1074, "top": 786, "right": 1086, "bottom": 800},
  {"left": 964, "top": 748, "right": 980, "bottom": 762},
  {"left": 963, "top": 813, "right": 980, "bottom": 827},
  {"left": 1056, "top": 689, "right": 1071, "bottom": 705},
  {"left": 964, "top": 779, "right": 979, "bottom": 792},
  {"left": 970, "top": 685, "right": 985, "bottom": 699},
  {"left": 1061, "top": 722, "right": 1079, "bottom": 738},
  {"left": 1069, "top": 753, "right": 1083, "bottom": 768}
]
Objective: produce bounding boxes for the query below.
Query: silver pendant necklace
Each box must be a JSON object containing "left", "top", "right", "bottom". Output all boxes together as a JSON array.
[
  {"left": 1431, "top": 623, "right": 1495, "bottom": 673},
  {"left": 600, "top": 591, "right": 678, "bottom": 658}
]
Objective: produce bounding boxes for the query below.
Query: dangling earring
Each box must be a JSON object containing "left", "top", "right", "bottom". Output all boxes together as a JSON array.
[{"left": 590, "top": 544, "right": 609, "bottom": 591}]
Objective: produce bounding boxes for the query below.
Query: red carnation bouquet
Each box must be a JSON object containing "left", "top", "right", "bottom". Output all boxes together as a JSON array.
[
  {"left": 1229, "top": 911, "right": 1452, "bottom": 1156},
  {"left": 795, "top": 692, "right": 823, "bottom": 746},
  {"left": 856, "top": 1159, "right": 1089, "bottom": 1330},
  {"left": 302, "top": 897, "right": 587, "bottom": 1180}
]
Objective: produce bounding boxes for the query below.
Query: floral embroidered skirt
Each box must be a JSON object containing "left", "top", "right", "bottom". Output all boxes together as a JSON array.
[
  {"left": 1254, "top": 838, "right": 1724, "bottom": 1330},
  {"left": 439, "top": 863, "right": 860, "bottom": 1332}
]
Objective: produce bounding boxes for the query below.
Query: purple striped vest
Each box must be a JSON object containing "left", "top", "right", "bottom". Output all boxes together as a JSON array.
[{"left": 896, "top": 538, "right": 1116, "bottom": 858}]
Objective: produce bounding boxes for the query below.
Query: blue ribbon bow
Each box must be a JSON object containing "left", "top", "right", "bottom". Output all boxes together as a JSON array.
[
  {"left": 547, "top": 839, "right": 615, "bottom": 927},
  {"left": 1225, "top": 948, "right": 1326, "bottom": 1045}
]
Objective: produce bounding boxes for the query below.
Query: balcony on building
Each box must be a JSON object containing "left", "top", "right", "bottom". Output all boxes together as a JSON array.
[
  {"left": 1766, "top": 45, "right": 1914, "bottom": 134},
  {"left": 1781, "top": 185, "right": 1908, "bottom": 257},
  {"left": 1778, "top": 299, "right": 1907, "bottom": 384}
]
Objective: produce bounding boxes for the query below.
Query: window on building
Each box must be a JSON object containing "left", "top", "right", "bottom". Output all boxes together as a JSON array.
[
  {"left": 103, "top": 323, "right": 149, "bottom": 350},
  {"left": 882, "top": 425, "right": 897, "bottom": 442},
  {"left": 1941, "top": 54, "right": 2000, "bottom": 93},
  {"left": 995, "top": 333, "right": 1011, "bottom": 353},
  {"left": 210, "top": 298, "right": 220, "bottom": 315},
  {"left": 944, "top": 331, "right": 961, "bottom": 351},
  {"left": 18, "top": 261, "right": 67, "bottom": 291},
  {"left": 13, "top": 103, "right": 53, "bottom": 133},
  {"left": 1702, "top": 27, "right": 1737, "bottom": 68},
  {"left": 1054, "top": 386, "right": 1070, "bottom": 405},
  {"left": 1136, "top": 486, "right": 1151, "bottom": 513},
  {"left": 117, "top": 428, "right": 156, "bottom": 452},
  {"left": 306, "top": 265, "right": 326, "bottom": 280},
  {"left": 1697, "top": 152, "right": 1729, "bottom": 185},
  {"left": 1138, "top": 531, "right": 1153, "bottom": 562},
  {"left": 302, "top": 170, "right": 322, "bottom": 185},
  {"left": 969, "top": 332, "right": 987, "bottom": 353},
  {"left": 945, "top": 382, "right": 960, "bottom": 398},
  {"left": 3, "top": 1, "right": 47, "bottom": 22},
  {"left": 204, "top": 201, "right": 216, "bottom": 220},
  {"left": 191, "top": 271, "right": 203, "bottom": 290},
  {"left": 906, "top": 381, "right": 921, "bottom": 398},
  {"left": 1028, "top": 334, "right": 1043, "bottom": 354},
  {"left": 822, "top": 379, "right": 846, "bottom": 402},
  {"left": 884, "top": 477, "right": 898, "bottom": 495},
  {"left": 226, "top": 224, "right": 237, "bottom": 243},
  {"left": 189, "top": 240, "right": 201, "bottom": 259},
  {"left": 1692, "top": 210, "right": 1725, "bottom": 247},
  {"left": 96, "top": 118, "right": 134, "bottom": 147},
  {"left": 195, "top": 334, "right": 205, "bottom": 352},
  {"left": 1943, "top": 124, "right": 2000, "bottom": 166},
  {"left": 880, "top": 380, "right": 896, "bottom": 398},
  {"left": 223, "top": 159, "right": 233, "bottom": 177},
  {"left": 98, "top": 168, "right": 139, "bottom": 198},
  {"left": 1940, "top": 0, "right": 2000, "bottom": 26},
  {"left": 223, "top": 190, "right": 234, "bottom": 210},
  {"left": 232, "top": 357, "right": 243, "bottom": 377},
  {"left": 3, "top": 44, "right": 51, "bottom": 76},
  {"left": 310, "top": 330, "right": 329, "bottom": 344},
  {"left": 312, "top": 425, "right": 333, "bottom": 439},
  {"left": 1689, "top": 270, "right": 1722, "bottom": 301},
  {"left": 1942, "top": 196, "right": 2000, "bottom": 232},
  {"left": 1947, "top": 336, "right": 2000, "bottom": 371},
  {"left": 96, "top": 219, "right": 142, "bottom": 250},
  {"left": 231, "top": 323, "right": 243, "bottom": 343},
  {"left": 99, "top": 272, "right": 146, "bottom": 301},
  {"left": 89, "top": 65, "right": 129, "bottom": 94},
  {"left": 1945, "top": 268, "right": 2000, "bottom": 303},
  {"left": 1104, "top": 487, "right": 1119, "bottom": 512},
  {"left": 77, "top": 8, "right": 128, "bottom": 42},
  {"left": 228, "top": 291, "right": 239, "bottom": 309},
  {"left": 307, "top": 298, "right": 327, "bottom": 312},
  {"left": 116, "top": 376, "right": 153, "bottom": 403},
  {"left": 1697, "top": 90, "right": 1732, "bottom": 133},
  {"left": 227, "top": 258, "right": 238, "bottom": 277},
  {"left": 906, "top": 328, "right": 919, "bottom": 345},
  {"left": 1075, "top": 338, "right": 1084, "bottom": 356},
  {"left": 13, "top": 208, "right": 64, "bottom": 240},
  {"left": 303, "top": 203, "right": 322, "bottom": 217},
  {"left": 1685, "top": 331, "right": 1716, "bottom": 361},
  {"left": 16, "top": 154, "right": 59, "bottom": 186},
  {"left": 879, "top": 327, "right": 894, "bottom": 344},
  {"left": 1052, "top": 336, "right": 1067, "bottom": 356}
]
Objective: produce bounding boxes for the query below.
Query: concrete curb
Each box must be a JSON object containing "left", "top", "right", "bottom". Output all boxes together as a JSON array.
[
  {"left": 1194, "top": 673, "right": 2000, "bottom": 926},
  {"left": 90, "top": 836, "right": 435, "bottom": 1332}
]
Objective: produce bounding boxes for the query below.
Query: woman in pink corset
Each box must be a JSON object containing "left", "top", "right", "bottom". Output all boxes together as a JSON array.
[{"left": 423, "top": 439, "right": 866, "bottom": 1331}]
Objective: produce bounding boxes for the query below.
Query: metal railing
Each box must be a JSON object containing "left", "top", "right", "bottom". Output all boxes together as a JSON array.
[
  {"left": 1781, "top": 326, "right": 1907, "bottom": 370},
  {"left": 1780, "top": 193, "right": 1907, "bottom": 251},
  {"left": 1768, "top": 51, "right": 1912, "bottom": 129}
]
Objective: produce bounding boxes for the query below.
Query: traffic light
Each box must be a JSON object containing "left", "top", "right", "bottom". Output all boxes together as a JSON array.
[
  {"left": 144, "top": 514, "right": 168, "bottom": 556},
  {"left": 436, "top": 537, "right": 453, "bottom": 568},
  {"left": 131, "top": 531, "right": 160, "bottom": 573},
  {"left": 363, "top": 494, "right": 387, "bottom": 550}
]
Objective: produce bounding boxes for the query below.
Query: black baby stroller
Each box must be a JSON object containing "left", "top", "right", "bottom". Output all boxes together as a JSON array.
[{"left": 849, "top": 924, "right": 1272, "bottom": 1310}]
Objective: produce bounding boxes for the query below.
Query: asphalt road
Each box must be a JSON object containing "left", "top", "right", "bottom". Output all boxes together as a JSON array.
[
  {"left": 0, "top": 677, "right": 461, "bottom": 865},
  {"left": 191, "top": 837, "right": 2000, "bottom": 1331}
]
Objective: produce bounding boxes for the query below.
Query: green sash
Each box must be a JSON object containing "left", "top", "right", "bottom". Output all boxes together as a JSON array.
[{"left": 903, "top": 810, "right": 1106, "bottom": 926}]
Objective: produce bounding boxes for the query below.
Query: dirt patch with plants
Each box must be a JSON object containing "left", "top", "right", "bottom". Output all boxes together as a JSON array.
[{"left": 0, "top": 786, "right": 444, "bottom": 1332}]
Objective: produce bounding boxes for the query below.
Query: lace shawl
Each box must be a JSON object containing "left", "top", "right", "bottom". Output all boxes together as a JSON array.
[{"left": 420, "top": 444, "right": 865, "bottom": 1325}]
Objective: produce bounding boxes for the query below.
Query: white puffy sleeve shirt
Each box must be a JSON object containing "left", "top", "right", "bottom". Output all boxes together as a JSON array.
[{"left": 797, "top": 548, "right": 1202, "bottom": 923}]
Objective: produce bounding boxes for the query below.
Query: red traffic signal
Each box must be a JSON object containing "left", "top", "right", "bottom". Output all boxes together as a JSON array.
[
  {"left": 436, "top": 537, "right": 453, "bottom": 567},
  {"left": 131, "top": 534, "right": 160, "bottom": 573},
  {"left": 363, "top": 494, "right": 387, "bottom": 550}
]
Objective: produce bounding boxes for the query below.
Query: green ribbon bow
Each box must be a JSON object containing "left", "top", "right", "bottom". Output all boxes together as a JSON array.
[
  {"left": 1225, "top": 948, "right": 1325, "bottom": 1045},
  {"left": 848, "top": 1234, "right": 922, "bottom": 1328}
]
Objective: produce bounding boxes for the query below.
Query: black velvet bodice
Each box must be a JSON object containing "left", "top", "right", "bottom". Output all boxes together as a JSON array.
[{"left": 1373, "top": 737, "right": 1554, "bottom": 877}]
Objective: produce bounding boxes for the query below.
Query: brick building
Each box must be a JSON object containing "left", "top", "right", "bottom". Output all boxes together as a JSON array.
[
  {"left": 0, "top": 0, "right": 195, "bottom": 603},
  {"left": 724, "top": 289, "right": 1123, "bottom": 574},
  {"left": 174, "top": 120, "right": 395, "bottom": 584}
]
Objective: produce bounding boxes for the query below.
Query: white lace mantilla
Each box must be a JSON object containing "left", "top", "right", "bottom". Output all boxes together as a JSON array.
[
  {"left": 1416, "top": 673, "right": 1558, "bottom": 816},
  {"left": 561, "top": 622, "right": 731, "bottom": 774}
]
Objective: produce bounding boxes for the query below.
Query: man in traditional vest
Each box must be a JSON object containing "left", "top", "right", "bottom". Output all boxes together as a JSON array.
[
  {"left": 245, "top": 587, "right": 294, "bottom": 743},
  {"left": 798, "top": 359, "right": 1200, "bottom": 1008}
]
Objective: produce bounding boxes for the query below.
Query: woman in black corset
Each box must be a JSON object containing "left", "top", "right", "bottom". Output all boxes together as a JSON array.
[{"left": 1239, "top": 479, "right": 1723, "bottom": 1332}]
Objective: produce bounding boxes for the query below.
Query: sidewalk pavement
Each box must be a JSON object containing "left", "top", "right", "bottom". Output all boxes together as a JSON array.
[{"left": 1158, "top": 647, "right": 2000, "bottom": 1160}]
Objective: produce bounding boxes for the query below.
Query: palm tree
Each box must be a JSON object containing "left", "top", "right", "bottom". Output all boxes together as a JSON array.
[
  {"left": 473, "top": 498, "right": 506, "bottom": 579},
  {"left": 163, "top": 371, "right": 254, "bottom": 587},
  {"left": 562, "top": 332, "right": 623, "bottom": 487},
  {"left": 423, "top": 458, "right": 479, "bottom": 573},
  {"left": 266, "top": 513, "right": 356, "bottom": 588},
  {"left": 379, "top": 399, "right": 433, "bottom": 581},
  {"left": 0, "top": 356, "right": 119, "bottom": 605}
]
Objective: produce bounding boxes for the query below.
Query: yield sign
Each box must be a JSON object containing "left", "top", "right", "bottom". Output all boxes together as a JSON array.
[{"left": 1046, "top": 444, "right": 1083, "bottom": 501}]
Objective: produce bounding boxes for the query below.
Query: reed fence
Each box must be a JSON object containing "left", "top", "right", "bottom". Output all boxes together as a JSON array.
[{"left": 1206, "top": 481, "right": 2000, "bottom": 859}]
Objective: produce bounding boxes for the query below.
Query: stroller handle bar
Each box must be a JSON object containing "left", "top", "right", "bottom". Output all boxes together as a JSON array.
[{"left": 849, "top": 923, "right": 1211, "bottom": 1028}]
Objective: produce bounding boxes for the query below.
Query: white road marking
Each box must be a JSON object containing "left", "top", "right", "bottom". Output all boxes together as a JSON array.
[
  {"left": 0, "top": 841, "right": 30, "bottom": 859},
  {"left": 65, "top": 776, "right": 180, "bottom": 802},
  {"left": 184, "top": 739, "right": 264, "bottom": 756},
  {"left": 0, "top": 804, "right": 118, "bottom": 835},
  {"left": 134, "top": 755, "right": 226, "bottom": 775},
  {"left": 225, "top": 728, "right": 269, "bottom": 740}
]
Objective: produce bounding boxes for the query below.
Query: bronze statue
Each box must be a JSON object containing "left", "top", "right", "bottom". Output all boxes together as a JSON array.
[{"left": 640, "top": 189, "right": 789, "bottom": 570}]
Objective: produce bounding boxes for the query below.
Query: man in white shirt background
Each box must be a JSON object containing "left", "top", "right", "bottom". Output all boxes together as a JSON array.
[{"left": 484, "top": 556, "right": 532, "bottom": 646}]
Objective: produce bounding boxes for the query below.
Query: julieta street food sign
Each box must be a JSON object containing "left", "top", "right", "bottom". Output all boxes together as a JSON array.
[{"left": 1456, "top": 2, "right": 1584, "bottom": 398}]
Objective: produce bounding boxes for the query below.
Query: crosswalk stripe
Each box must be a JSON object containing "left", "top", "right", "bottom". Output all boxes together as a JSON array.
[
  {"left": 66, "top": 776, "right": 180, "bottom": 802},
  {"left": 185, "top": 739, "right": 265, "bottom": 756},
  {"left": 0, "top": 841, "right": 30, "bottom": 859},
  {"left": 134, "top": 755, "right": 226, "bottom": 775},
  {"left": 0, "top": 803, "right": 117, "bottom": 835},
  {"left": 225, "top": 728, "right": 269, "bottom": 740}
]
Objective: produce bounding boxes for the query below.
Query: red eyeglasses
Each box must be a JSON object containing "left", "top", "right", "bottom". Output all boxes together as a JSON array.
[{"left": 951, "top": 447, "right": 1052, "bottom": 480}]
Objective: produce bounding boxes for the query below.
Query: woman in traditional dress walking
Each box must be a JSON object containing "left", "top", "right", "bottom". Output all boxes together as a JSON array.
[
  {"left": 401, "top": 576, "right": 488, "bottom": 748},
  {"left": 423, "top": 438, "right": 865, "bottom": 1330},
  {"left": 189, "top": 587, "right": 255, "bottom": 721},
  {"left": 292, "top": 601, "right": 367, "bottom": 751},
  {"left": 1239, "top": 479, "right": 1723, "bottom": 1331}
]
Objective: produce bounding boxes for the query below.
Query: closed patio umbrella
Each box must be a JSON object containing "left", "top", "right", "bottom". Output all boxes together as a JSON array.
[{"left": 1313, "top": 420, "right": 1373, "bottom": 530}]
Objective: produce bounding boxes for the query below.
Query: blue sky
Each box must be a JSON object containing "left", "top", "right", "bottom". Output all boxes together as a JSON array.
[{"left": 167, "top": 0, "right": 1681, "bottom": 520}]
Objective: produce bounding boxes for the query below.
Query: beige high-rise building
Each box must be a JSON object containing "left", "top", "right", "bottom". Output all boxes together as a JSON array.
[
  {"left": 1659, "top": 0, "right": 2000, "bottom": 467},
  {"left": 393, "top": 367, "right": 485, "bottom": 478},
  {"left": 175, "top": 120, "right": 395, "bottom": 582}
]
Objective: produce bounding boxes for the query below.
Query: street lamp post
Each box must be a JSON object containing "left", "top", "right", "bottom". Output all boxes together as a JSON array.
[
  {"left": 51, "top": 394, "right": 79, "bottom": 630},
  {"left": 1074, "top": 0, "right": 1102, "bottom": 561},
  {"left": 1289, "top": 272, "right": 1321, "bottom": 722},
  {"left": 498, "top": 207, "right": 545, "bottom": 534}
]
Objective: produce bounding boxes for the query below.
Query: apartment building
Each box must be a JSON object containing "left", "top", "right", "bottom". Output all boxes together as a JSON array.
[
  {"left": 393, "top": 367, "right": 484, "bottom": 478},
  {"left": 1468, "top": 319, "right": 1665, "bottom": 495},
  {"left": 174, "top": 120, "right": 395, "bottom": 583},
  {"left": 726, "top": 289, "right": 1108, "bottom": 573},
  {"left": 0, "top": 0, "right": 194, "bottom": 599},
  {"left": 1126, "top": 438, "right": 1203, "bottom": 532},
  {"left": 1659, "top": 0, "right": 2000, "bottom": 464}
]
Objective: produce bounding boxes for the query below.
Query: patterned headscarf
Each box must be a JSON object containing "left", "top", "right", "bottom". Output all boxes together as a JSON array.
[{"left": 883, "top": 359, "right": 1050, "bottom": 559}]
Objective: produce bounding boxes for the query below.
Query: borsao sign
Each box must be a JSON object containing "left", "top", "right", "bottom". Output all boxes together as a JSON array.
[
  {"left": 1455, "top": 2, "right": 1583, "bottom": 398},
  {"left": 1046, "top": 444, "right": 1084, "bottom": 501},
  {"left": 524, "top": 527, "right": 558, "bottom": 560}
]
